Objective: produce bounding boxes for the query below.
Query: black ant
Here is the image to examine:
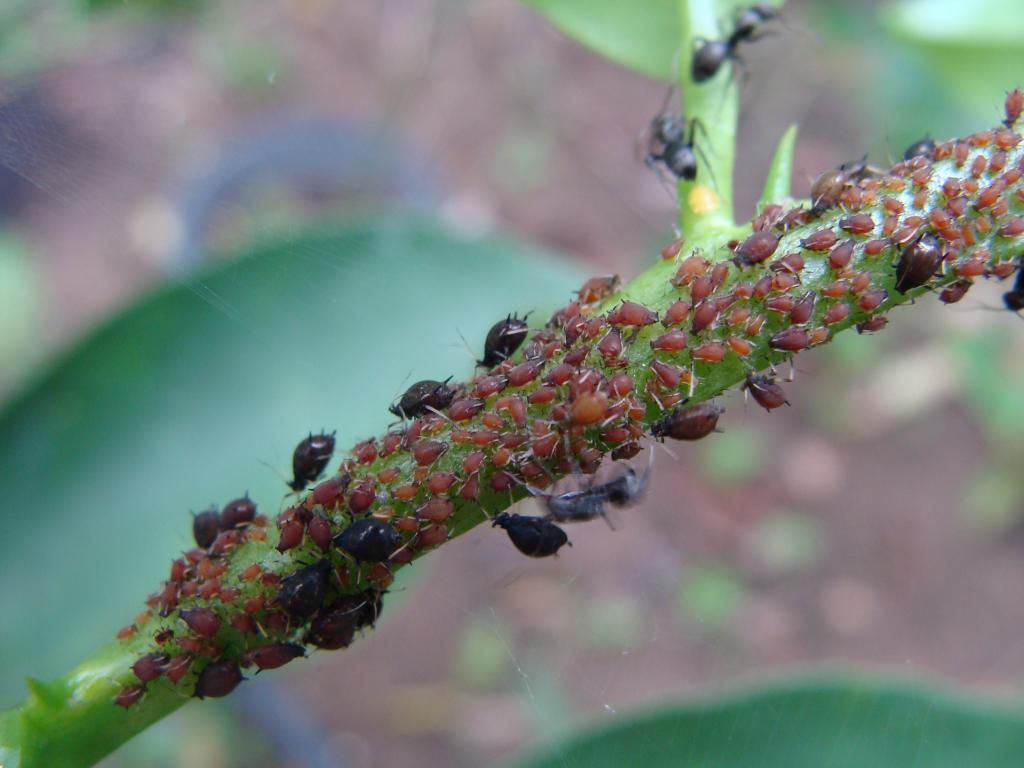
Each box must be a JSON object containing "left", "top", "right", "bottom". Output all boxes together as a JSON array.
[
  {"left": 644, "top": 109, "right": 710, "bottom": 184},
  {"left": 1003, "top": 265, "right": 1024, "bottom": 313},
  {"left": 691, "top": 4, "right": 778, "bottom": 83}
]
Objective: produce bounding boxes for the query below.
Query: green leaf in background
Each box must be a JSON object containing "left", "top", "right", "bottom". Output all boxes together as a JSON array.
[
  {"left": 758, "top": 123, "right": 798, "bottom": 206},
  {"left": 0, "top": 214, "right": 583, "bottom": 709},
  {"left": 880, "top": 0, "right": 1024, "bottom": 139},
  {"left": 511, "top": 674, "right": 1024, "bottom": 768},
  {"left": 521, "top": 0, "right": 679, "bottom": 81}
]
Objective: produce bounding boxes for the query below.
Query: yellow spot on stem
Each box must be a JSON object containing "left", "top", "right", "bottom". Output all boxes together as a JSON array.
[{"left": 688, "top": 185, "right": 719, "bottom": 215}]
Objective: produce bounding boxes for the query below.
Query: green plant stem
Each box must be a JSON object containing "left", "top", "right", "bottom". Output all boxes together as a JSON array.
[
  {"left": 5, "top": 121, "right": 1023, "bottom": 767},
  {"left": 676, "top": 0, "right": 741, "bottom": 239}
]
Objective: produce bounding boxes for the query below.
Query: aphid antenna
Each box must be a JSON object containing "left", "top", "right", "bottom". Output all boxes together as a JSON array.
[
  {"left": 423, "top": 405, "right": 454, "bottom": 424},
  {"left": 451, "top": 329, "right": 480, "bottom": 366}
]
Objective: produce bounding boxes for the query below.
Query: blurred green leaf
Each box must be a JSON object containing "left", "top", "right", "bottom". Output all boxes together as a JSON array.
[
  {"left": 697, "top": 424, "right": 765, "bottom": 485},
  {"left": 0, "top": 230, "right": 40, "bottom": 391},
  {"left": 675, "top": 562, "right": 747, "bottom": 633},
  {"left": 521, "top": 0, "right": 679, "bottom": 81},
  {"left": 511, "top": 674, "right": 1024, "bottom": 768},
  {"left": 882, "top": 0, "right": 1024, "bottom": 48},
  {"left": 960, "top": 466, "right": 1023, "bottom": 536},
  {"left": 452, "top": 615, "right": 513, "bottom": 690},
  {"left": 759, "top": 124, "right": 798, "bottom": 205},
  {"left": 751, "top": 512, "right": 823, "bottom": 574},
  {"left": 0, "top": 214, "right": 582, "bottom": 708}
]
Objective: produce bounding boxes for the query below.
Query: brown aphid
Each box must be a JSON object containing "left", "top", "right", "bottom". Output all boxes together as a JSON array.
[
  {"left": 998, "top": 217, "right": 1024, "bottom": 237},
  {"left": 789, "top": 292, "right": 816, "bottom": 325},
  {"left": 192, "top": 508, "right": 220, "bottom": 550},
  {"left": 729, "top": 307, "right": 751, "bottom": 326},
  {"left": 165, "top": 654, "right": 193, "bottom": 684},
  {"left": 801, "top": 229, "right": 839, "bottom": 251},
  {"left": 448, "top": 398, "right": 486, "bottom": 422},
  {"left": 710, "top": 262, "right": 730, "bottom": 288},
  {"left": 727, "top": 336, "right": 752, "bottom": 356},
  {"left": 578, "top": 275, "right": 621, "bottom": 304},
  {"left": 663, "top": 299, "right": 691, "bottom": 327},
  {"left": 306, "top": 515, "right": 332, "bottom": 551},
  {"left": 180, "top": 608, "right": 221, "bottom": 638},
  {"left": 674, "top": 254, "right": 710, "bottom": 286},
  {"left": 606, "top": 373, "right": 635, "bottom": 397},
  {"left": 652, "top": 402, "right": 723, "bottom": 441},
  {"left": 416, "top": 497, "right": 454, "bottom": 522},
  {"left": 597, "top": 329, "right": 624, "bottom": 361},
  {"left": 607, "top": 300, "right": 658, "bottom": 327},
  {"left": 863, "top": 239, "right": 888, "bottom": 257},
  {"left": 733, "top": 231, "right": 779, "bottom": 266},
  {"left": 242, "top": 643, "right": 306, "bottom": 672},
  {"left": 650, "top": 360, "right": 684, "bottom": 388},
  {"left": 996, "top": 129, "right": 1021, "bottom": 150},
  {"left": 194, "top": 661, "right": 243, "bottom": 699},
  {"left": 856, "top": 316, "right": 889, "bottom": 333},
  {"left": 691, "top": 301, "right": 718, "bottom": 333},
  {"left": 765, "top": 296, "right": 795, "bottom": 315},
  {"left": 769, "top": 327, "right": 810, "bottom": 352},
  {"left": 976, "top": 179, "right": 1006, "bottom": 210},
  {"left": 940, "top": 279, "right": 972, "bottom": 304},
  {"left": 506, "top": 360, "right": 544, "bottom": 387},
  {"left": 1004, "top": 88, "right": 1024, "bottom": 127},
  {"left": 661, "top": 237, "right": 685, "bottom": 260},
  {"left": 822, "top": 303, "right": 850, "bottom": 325},
  {"left": 840, "top": 214, "right": 875, "bottom": 235},
  {"left": 132, "top": 653, "right": 169, "bottom": 683},
  {"left": 529, "top": 387, "right": 557, "bottom": 405},
  {"left": 772, "top": 272, "right": 799, "bottom": 293},
  {"left": 348, "top": 480, "right": 377, "bottom": 514},
  {"left": 810, "top": 161, "right": 857, "bottom": 213},
  {"left": 956, "top": 258, "right": 986, "bottom": 278},
  {"left": 771, "top": 252, "right": 805, "bottom": 274},
  {"left": 690, "top": 276, "right": 713, "bottom": 304},
  {"left": 572, "top": 392, "right": 609, "bottom": 426},
  {"left": 651, "top": 330, "right": 689, "bottom": 352},
  {"left": 883, "top": 197, "right": 905, "bottom": 215},
  {"left": 352, "top": 439, "right": 378, "bottom": 466},
  {"left": 895, "top": 232, "right": 943, "bottom": 293},
  {"left": 413, "top": 440, "right": 447, "bottom": 466},
  {"left": 858, "top": 289, "right": 887, "bottom": 311},
  {"left": 691, "top": 341, "right": 726, "bottom": 362},
  {"left": 828, "top": 240, "right": 855, "bottom": 270},
  {"left": 743, "top": 374, "right": 789, "bottom": 411},
  {"left": 115, "top": 684, "right": 146, "bottom": 709}
]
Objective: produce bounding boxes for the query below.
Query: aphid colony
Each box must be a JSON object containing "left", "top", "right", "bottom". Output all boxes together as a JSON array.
[{"left": 114, "top": 89, "right": 1024, "bottom": 710}]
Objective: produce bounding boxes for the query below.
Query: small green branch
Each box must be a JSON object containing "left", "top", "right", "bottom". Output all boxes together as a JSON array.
[
  {"left": 5, "top": 116, "right": 1024, "bottom": 767},
  {"left": 676, "top": 0, "right": 742, "bottom": 238}
]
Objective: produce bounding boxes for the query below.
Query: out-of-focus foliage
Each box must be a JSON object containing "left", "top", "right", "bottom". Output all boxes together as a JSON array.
[
  {"left": 513, "top": 676, "right": 1024, "bottom": 768},
  {"left": 0, "top": 214, "right": 582, "bottom": 708}
]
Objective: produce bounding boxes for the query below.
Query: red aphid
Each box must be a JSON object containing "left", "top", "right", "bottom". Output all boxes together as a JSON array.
[
  {"left": 769, "top": 327, "right": 810, "bottom": 352},
  {"left": 734, "top": 231, "right": 779, "bottom": 266},
  {"left": 115, "top": 684, "right": 146, "bottom": 709},
  {"left": 840, "top": 214, "right": 875, "bottom": 235},
  {"left": 194, "top": 660, "right": 243, "bottom": 699},
  {"left": 180, "top": 608, "right": 221, "bottom": 638},
  {"left": 801, "top": 229, "right": 839, "bottom": 251},
  {"left": 607, "top": 300, "right": 658, "bottom": 327},
  {"left": 691, "top": 302, "right": 718, "bottom": 333},
  {"left": 650, "top": 360, "right": 684, "bottom": 388},
  {"left": 578, "top": 275, "right": 620, "bottom": 304},
  {"left": 823, "top": 303, "right": 851, "bottom": 325},
  {"left": 692, "top": 341, "right": 726, "bottom": 362},
  {"left": 743, "top": 374, "right": 789, "bottom": 411},
  {"left": 650, "top": 330, "right": 689, "bottom": 352}
]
